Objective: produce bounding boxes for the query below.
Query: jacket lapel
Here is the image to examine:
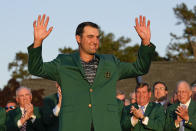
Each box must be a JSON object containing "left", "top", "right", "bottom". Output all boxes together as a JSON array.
[
  {"left": 188, "top": 99, "right": 195, "bottom": 117},
  {"left": 91, "top": 54, "right": 105, "bottom": 87},
  {"left": 15, "top": 107, "right": 22, "bottom": 122},
  {"left": 71, "top": 51, "right": 85, "bottom": 78},
  {"left": 144, "top": 102, "right": 154, "bottom": 117}
]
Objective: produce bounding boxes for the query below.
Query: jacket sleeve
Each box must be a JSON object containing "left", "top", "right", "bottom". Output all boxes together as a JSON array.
[
  {"left": 116, "top": 43, "right": 155, "bottom": 80},
  {"left": 40, "top": 97, "right": 58, "bottom": 126},
  {"left": 30, "top": 107, "right": 45, "bottom": 131},
  {"left": 27, "top": 44, "right": 61, "bottom": 81},
  {"left": 165, "top": 106, "right": 179, "bottom": 131},
  {"left": 0, "top": 108, "right": 6, "bottom": 131},
  {"left": 144, "top": 105, "right": 165, "bottom": 131},
  {"left": 184, "top": 112, "right": 196, "bottom": 130}
]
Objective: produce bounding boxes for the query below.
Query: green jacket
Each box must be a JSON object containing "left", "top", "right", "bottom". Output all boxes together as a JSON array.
[
  {"left": 6, "top": 107, "right": 45, "bottom": 131},
  {"left": 28, "top": 44, "right": 155, "bottom": 131},
  {"left": 40, "top": 93, "right": 59, "bottom": 131},
  {"left": 122, "top": 102, "right": 165, "bottom": 131},
  {"left": 0, "top": 107, "right": 6, "bottom": 131},
  {"left": 165, "top": 99, "right": 196, "bottom": 131}
]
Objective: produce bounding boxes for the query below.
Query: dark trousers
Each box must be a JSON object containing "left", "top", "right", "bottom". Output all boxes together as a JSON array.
[{"left": 91, "top": 123, "right": 94, "bottom": 131}]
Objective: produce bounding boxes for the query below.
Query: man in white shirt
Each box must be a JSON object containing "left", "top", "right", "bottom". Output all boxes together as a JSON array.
[
  {"left": 165, "top": 81, "right": 196, "bottom": 131},
  {"left": 122, "top": 83, "right": 165, "bottom": 131},
  {"left": 6, "top": 87, "right": 44, "bottom": 131}
]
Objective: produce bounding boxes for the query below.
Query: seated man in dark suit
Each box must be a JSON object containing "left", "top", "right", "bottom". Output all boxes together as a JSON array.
[
  {"left": 40, "top": 82, "right": 62, "bottom": 131},
  {"left": 0, "top": 107, "right": 6, "bottom": 131},
  {"left": 165, "top": 81, "right": 196, "bottom": 131},
  {"left": 6, "top": 87, "right": 44, "bottom": 131},
  {"left": 122, "top": 83, "right": 165, "bottom": 131}
]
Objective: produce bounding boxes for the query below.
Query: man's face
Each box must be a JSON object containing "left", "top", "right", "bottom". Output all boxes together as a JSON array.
[
  {"left": 76, "top": 26, "right": 99, "bottom": 56},
  {"left": 136, "top": 86, "right": 151, "bottom": 106},
  {"left": 16, "top": 88, "right": 32, "bottom": 108},
  {"left": 5, "top": 102, "right": 16, "bottom": 112},
  {"left": 154, "top": 83, "right": 168, "bottom": 101},
  {"left": 177, "top": 82, "right": 192, "bottom": 104}
]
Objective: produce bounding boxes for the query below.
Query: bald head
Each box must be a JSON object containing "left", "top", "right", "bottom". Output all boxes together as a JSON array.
[{"left": 176, "top": 81, "right": 192, "bottom": 104}]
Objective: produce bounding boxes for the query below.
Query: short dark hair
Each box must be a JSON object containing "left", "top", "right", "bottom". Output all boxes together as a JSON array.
[
  {"left": 75, "top": 22, "right": 100, "bottom": 36},
  {"left": 135, "top": 82, "right": 151, "bottom": 92},
  {"left": 152, "top": 81, "right": 168, "bottom": 92}
]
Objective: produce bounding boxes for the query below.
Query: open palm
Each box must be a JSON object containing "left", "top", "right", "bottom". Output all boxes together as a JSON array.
[
  {"left": 134, "top": 15, "right": 151, "bottom": 45},
  {"left": 33, "top": 14, "right": 53, "bottom": 47}
]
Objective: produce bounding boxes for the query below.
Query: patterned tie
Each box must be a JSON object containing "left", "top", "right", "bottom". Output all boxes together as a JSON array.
[
  {"left": 140, "top": 106, "right": 145, "bottom": 115},
  {"left": 179, "top": 104, "right": 186, "bottom": 131},
  {"left": 20, "top": 110, "right": 27, "bottom": 131}
]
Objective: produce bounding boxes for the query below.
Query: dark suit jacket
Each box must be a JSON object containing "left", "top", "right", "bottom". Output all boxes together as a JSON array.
[
  {"left": 121, "top": 102, "right": 165, "bottom": 131},
  {"left": 40, "top": 93, "right": 59, "bottom": 131},
  {"left": 28, "top": 43, "right": 155, "bottom": 131},
  {"left": 165, "top": 99, "right": 196, "bottom": 131},
  {"left": 0, "top": 107, "right": 6, "bottom": 131},
  {"left": 6, "top": 106, "right": 44, "bottom": 131}
]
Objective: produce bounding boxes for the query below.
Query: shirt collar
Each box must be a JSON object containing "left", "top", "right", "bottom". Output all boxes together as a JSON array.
[
  {"left": 138, "top": 102, "right": 149, "bottom": 109},
  {"left": 80, "top": 55, "right": 99, "bottom": 63},
  {"left": 180, "top": 98, "right": 191, "bottom": 108}
]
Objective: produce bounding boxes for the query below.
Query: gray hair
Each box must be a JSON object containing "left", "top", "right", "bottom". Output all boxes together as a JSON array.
[
  {"left": 16, "top": 86, "right": 32, "bottom": 96},
  {"left": 176, "top": 80, "right": 191, "bottom": 92}
]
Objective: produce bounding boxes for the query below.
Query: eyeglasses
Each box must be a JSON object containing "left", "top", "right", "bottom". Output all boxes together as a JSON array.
[{"left": 5, "top": 106, "right": 16, "bottom": 110}]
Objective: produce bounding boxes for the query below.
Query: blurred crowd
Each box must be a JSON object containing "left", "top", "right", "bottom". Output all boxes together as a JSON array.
[{"left": 0, "top": 80, "right": 196, "bottom": 131}]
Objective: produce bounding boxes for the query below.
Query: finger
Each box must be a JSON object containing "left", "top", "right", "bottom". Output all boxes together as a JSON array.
[
  {"left": 175, "top": 111, "right": 181, "bottom": 116},
  {"left": 44, "top": 16, "right": 49, "bottom": 27},
  {"left": 135, "top": 18, "right": 139, "bottom": 27},
  {"left": 147, "top": 20, "right": 150, "bottom": 29},
  {"left": 37, "top": 15, "right": 41, "bottom": 25},
  {"left": 33, "top": 20, "right": 36, "bottom": 28},
  {"left": 41, "top": 14, "right": 46, "bottom": 25},
  {"left": 142, "top": 16, "right": 146, "bottom": 27},
  {"left": 45, "top": 27, "right": 53, "bottom": 38},
  {"left": 139, "top": 15, "right": 142, "bottom": 26}
]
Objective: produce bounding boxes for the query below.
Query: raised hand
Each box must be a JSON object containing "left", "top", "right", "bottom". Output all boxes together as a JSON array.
[
  {"left": 134, "top": 15, "right": 151, "bottom": 46},
  {"left": 33, "top": 14, "right": 53, "bottom": 48},
  {"left": 56, "top": 82, "right": 62, "bottom": 108}
]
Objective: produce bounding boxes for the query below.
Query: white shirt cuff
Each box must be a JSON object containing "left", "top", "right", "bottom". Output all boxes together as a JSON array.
[
  {"left": 53, "top": 105, "right": 60, "bottom": 117},
  {"left": 131, "top": 116, "right": 139, "bottom": 127},
  {"left": 31, "top": 115, "right": 36, "bottom": 123},
  {"left": 175, "top": 121, "right": 180, "bottom": 128},
  {"left": 17, "top": 120, "right": 22, "bottom": 128},
  {"left": 142, "top": 116, "right": 149, "bottom": 125}
]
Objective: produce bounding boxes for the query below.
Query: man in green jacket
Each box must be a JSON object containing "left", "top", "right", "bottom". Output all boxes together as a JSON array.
[
  {"left": 40, "top": 83, "right": 62, "bottom": 131},
  {"left": 0, "top": 107, "right": 6, "bottom": 131},
  {"left": 165, "top": 81, "right": 196, "bottom": 131},
  {"left": 28, "top": 14, "right": 155, "bottom": 131},
  {"left": 6, "top": 87, "right": 44, "bottom": 131},
  {"left": 121, "top": 83, "right": 165, "bottom": 131}
]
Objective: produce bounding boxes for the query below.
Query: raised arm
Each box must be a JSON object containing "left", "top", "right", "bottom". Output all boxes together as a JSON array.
[
  {"left": 33, "top": 14, "right": 53, "bottom": 48},
  {"left": 28, "top": 14, "right": 59, "bottom": 81}
]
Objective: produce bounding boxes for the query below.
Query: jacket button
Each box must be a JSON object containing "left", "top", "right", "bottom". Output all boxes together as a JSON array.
[
  {"left": 88, "top": 104, "right": 92, "bottom": 108},
  {"left": 90, "top": 88, "right": 93, "bottom": 92}
]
